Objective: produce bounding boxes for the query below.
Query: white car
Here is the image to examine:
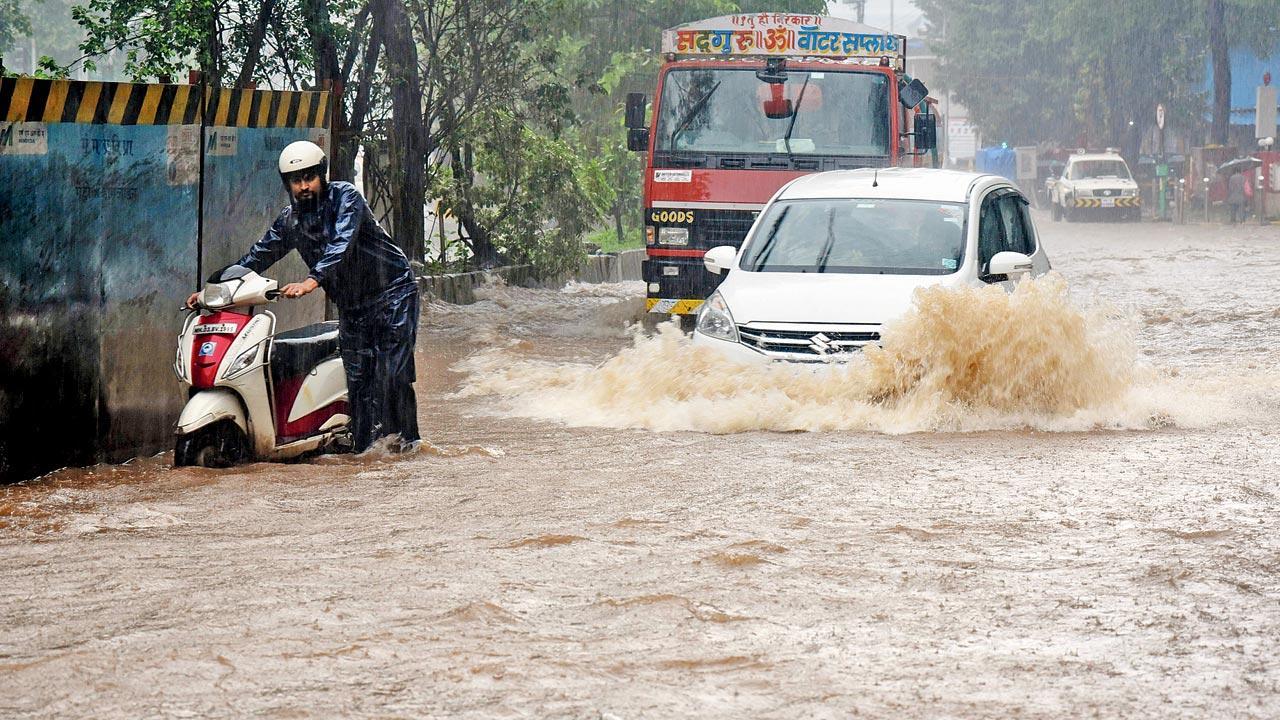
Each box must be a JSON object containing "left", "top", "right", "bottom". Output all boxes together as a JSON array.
[
  {"left": 690, "top": 168, "right": 1051, "bottom": 363},
  {"left": 1049, "top": 152, "right": 1141, "bottom": 222}
]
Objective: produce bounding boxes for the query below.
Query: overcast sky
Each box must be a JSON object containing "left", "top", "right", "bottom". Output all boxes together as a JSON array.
[{"left": 826, "top": 0, "right": 926, "bottom": 36}]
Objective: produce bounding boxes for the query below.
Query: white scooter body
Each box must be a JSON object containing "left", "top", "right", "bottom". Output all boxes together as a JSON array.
[{"left": 174, "top": 266, "right": 350, "bottom": 466}]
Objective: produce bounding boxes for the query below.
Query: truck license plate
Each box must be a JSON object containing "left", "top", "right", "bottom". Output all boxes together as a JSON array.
[
  {"left": 1100, "top": 198, "right": 1116, "bottom": 207},
  {"left": 194, "top": 323, "right": 237, "bottom": 334}
]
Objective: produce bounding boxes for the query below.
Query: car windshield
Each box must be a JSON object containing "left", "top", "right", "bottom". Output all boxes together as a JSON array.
[
  {"left": 654, "top": 68, "right": 890, "bottom": 157},
  {"left": 1072, "top": 160, "right": 1131, "bottom": 179},
  {"left": 739, "top": 199, "right": 967, "bottom": 275}
]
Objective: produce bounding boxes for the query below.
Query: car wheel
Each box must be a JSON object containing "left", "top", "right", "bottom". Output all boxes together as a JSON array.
[{"left": 175, "top": 421, "right": 248, "bottom": 468}]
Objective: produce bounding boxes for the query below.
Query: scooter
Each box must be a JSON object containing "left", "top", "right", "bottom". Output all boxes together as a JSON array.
[{"left": 173, "top": 265, "right": 350, "bottom": 467}]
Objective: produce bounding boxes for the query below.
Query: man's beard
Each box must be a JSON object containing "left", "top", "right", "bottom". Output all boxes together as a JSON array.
[{"left": 293, "top": 192, "right": 321, "bottom": 213}]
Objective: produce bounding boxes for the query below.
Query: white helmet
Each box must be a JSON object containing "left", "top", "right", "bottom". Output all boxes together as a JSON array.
[{"left": 278, "top": 140, "right": 327, "bottom": 178}]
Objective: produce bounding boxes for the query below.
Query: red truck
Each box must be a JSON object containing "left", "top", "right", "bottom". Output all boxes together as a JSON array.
[{"left": 625, "top": 13, "right": 938, "bottom": 319}]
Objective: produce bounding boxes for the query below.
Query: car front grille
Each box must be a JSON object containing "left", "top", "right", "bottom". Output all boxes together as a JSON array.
[{"left": 737, "top": 325, "right": 881, "bottom": 360}]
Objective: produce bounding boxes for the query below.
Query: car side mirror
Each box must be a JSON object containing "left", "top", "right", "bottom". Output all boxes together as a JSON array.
[
  {"left": 703, "top": 245, "right": 738, "bottom": 275},
  {"left": 627, "top": 127, "right": 649, "bottom": 152},
  {"left": 987, "top": 251, "right": 1034, "bottom": 279}
]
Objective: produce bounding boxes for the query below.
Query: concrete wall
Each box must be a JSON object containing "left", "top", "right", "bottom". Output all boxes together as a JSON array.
[
  {"left": 0, "top": 78, "right": 329, "bottom": 482},
  {"left": 418, "top": 250, "right": 644, "bottom": 305}
]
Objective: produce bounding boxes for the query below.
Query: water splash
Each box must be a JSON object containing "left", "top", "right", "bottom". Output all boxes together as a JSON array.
[{"left": 457, "top": 274, "right": 1276, "bottom": 433}]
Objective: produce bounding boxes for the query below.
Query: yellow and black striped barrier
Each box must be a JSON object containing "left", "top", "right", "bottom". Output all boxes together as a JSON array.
[
  {"left": 0, "top": 77, "right": 329, "bottom": 128},
  {"left": 1073, "top": 196, "right": 1140, "bottom": 208}
]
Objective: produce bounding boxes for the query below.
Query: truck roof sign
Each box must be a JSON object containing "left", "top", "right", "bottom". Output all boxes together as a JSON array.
[{"left": 661, "top": 14, "right": 906, "bottom": 63}]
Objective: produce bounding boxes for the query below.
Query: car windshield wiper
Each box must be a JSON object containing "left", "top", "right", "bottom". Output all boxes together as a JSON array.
[
  {"left": 749, "top": 206, "right": 789, "bottom": 270},
  {"left": 670, "top": 81, "right": 721, "bottom": 149},
  {"left": 815, "top": 209, "right": 836, "bottom": 273},
  {"left": 781, "top": 74, "right": 812, "bottom": 159}
]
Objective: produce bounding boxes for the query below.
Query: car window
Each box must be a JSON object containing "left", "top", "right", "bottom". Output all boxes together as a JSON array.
[
  {"left": 998, "top": 195, "right": 1034, "bottom": 255},
  {"left": 977, "top": 193, "right": 1004, "bottom": 273}
]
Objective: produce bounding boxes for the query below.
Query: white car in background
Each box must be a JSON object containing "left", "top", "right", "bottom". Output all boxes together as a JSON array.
[
  {"left": 691, "top": 168, "right": 1051, "bottom": 363},
  {"left": 1049, "top": 151, "right": 1142, "bottom": 222}
]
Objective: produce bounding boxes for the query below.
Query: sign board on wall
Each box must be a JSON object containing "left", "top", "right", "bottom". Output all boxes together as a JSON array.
[
  {"left": 947, "top": 118, "right": 976, "bottom": 160},
  {"left": 1015, "top": 146, "right": 1037, "bottom": 180}
]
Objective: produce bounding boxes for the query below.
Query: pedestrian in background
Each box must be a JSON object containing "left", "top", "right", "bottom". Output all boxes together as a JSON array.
[{"left": 1227, "top": 169, "right": 1247, "bottom": 224}]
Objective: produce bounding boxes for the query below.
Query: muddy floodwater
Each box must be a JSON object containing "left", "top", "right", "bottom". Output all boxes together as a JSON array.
[{"left": 3, "top": 216, "right": 1280, "bottom": 718}]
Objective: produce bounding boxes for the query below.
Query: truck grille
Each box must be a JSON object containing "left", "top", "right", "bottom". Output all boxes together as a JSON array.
[
  {"left": 694, "top": 209, "right": 757, "bottom": 249},
  {"left": 737, "top": 325, "right": 881, "bottom": 359}
]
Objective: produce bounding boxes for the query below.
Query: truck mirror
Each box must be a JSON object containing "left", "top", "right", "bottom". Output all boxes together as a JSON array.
[
  {"left": 914, "top": 113, "right": 937, "bottom": 151},
  {"left": 627, "top": 127, "right": 649, "bottom": 152},
  {"left": 898, "top": 78, "right": 928, "bottom": 109},
  {"left": 625, "top": 93, "right": 648, "bottom": 129}
]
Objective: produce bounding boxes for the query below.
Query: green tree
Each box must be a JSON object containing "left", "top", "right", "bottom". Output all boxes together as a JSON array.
[{"left": 1, "top": 0, "right": 32, "bottom": 72}]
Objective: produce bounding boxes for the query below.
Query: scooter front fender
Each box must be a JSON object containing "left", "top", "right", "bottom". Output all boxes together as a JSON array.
[{"left": 176, "top": 389, "right": 248, "bottom": 436}]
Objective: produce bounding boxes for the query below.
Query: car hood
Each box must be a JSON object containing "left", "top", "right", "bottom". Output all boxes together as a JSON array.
[{"left": 719, "top": 271, "right": 966, "bottom": 326}]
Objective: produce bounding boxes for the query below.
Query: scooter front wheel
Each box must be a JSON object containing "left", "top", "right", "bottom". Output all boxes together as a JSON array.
[{"left": 175, "top": 420, "right": 248, "bottom": 468}]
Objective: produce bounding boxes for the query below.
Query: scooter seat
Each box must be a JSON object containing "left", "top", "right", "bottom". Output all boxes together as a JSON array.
[{"left": 271, "top": 321, "right": 340, "bottom": 385}]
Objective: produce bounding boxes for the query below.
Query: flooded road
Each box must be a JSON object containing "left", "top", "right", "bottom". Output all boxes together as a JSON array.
[{"left": 3, "top": 217, "right": 1280, "bottom": 718}]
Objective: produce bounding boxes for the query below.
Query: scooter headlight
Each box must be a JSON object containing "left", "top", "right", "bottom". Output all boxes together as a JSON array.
[
  {"left": 201, "top": 282, "right": 235, "bottom": 309},
  {"left": 696, "top": 292, "right": 738, "bottom": 343}
]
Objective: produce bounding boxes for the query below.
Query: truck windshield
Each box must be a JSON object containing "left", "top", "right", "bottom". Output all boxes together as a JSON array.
[
  {"left": 655, "top": 68, "right": 890, "bottom": 157},
  {"left": 740, "top": 199, "right": 966, "bottom": 275},
  {"left": 1072, "top": 160, "right": 1131, "bottom": 179}
]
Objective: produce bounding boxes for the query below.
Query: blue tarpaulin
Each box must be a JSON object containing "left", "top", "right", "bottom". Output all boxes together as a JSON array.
[{"left": 975, "top": 146, "right": 1017, "bottom": 180}]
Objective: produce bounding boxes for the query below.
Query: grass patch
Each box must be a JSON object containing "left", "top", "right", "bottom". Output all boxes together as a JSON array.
[{"left": 584, "top": 224, "right": 645, "bottom": 253}]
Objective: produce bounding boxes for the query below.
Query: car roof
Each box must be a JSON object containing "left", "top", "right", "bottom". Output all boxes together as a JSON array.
[
  {"left": 775, "top": 168, "right": 1005, "bottom": 203},
  {"left": 1068, "top": 153, "right": 1126, "bottom": 163}
]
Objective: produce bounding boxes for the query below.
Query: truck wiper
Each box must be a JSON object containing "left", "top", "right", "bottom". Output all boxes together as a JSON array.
[
  {"left": 670, "top": 81, "right": 721, "bottom": 149},
  {"left": 782, "top": 74, "right": 812, "bottom": 159}
]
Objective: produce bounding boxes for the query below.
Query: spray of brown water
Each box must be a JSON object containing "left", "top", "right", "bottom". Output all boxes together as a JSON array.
[{"left": 458, "top": 274, "right": 1268, "bottom": 433}]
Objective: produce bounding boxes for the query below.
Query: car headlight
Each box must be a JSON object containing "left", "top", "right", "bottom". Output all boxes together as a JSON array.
[
  {"left": 696, "top": 292, "right": 738, "bottom": 343},
  {"left": 658, "top": 227, "right": 689, "bottom": 245},
  {"left": 221, "top": 343, "right": 261, "bottom": 380},
  {"left": 1123, "top": 188, "right": 1137, "bottom": 196}
]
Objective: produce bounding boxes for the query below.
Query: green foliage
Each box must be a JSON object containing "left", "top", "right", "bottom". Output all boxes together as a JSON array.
[
  {"left": 0, "top": 0, "right": 31, "bottom": 56},
  {"left": 435, "top": 110, "right": 612, "bottom": 277},
  {"left": 919, "top": 0, "right": 1280, "bottom": 147}
]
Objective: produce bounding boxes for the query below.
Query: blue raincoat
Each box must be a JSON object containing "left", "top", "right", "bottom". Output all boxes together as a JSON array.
[{"left": 237, "top": 181, "right": 420, "bottom": 451}]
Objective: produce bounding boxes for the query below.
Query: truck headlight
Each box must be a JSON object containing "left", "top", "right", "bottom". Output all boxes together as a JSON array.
[
  {"left": 696, "top": 292, "right": 738, "bottom": 343},
  {"left": 658, "top": 227, "right": 689, "bottom": 245}
]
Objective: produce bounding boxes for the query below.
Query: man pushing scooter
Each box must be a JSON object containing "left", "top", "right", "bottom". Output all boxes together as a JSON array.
[{"left": 188, "top": 141, "right": 420, "bottom": 453}]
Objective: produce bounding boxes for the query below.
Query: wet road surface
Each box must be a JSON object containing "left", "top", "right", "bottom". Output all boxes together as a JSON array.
[{"left": 3, "top": 217, "right": 1280, "bottom": 718}]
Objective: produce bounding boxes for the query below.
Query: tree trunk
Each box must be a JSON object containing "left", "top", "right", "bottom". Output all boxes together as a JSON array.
[
  {"left": 234, "top": 0, "right": 277, "bottom": 88},
  {"left": 302, "top": 0, "right": 340, "bottom": 89},
  {"left": 1208, "top": 0, "right": 1231, "bottom": 145},
  {"left": 372, "top": 0, "right": 426, "bottom": 262},
  {"left": 332, "top": 11, "right": 380, "bottom": 182}
]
